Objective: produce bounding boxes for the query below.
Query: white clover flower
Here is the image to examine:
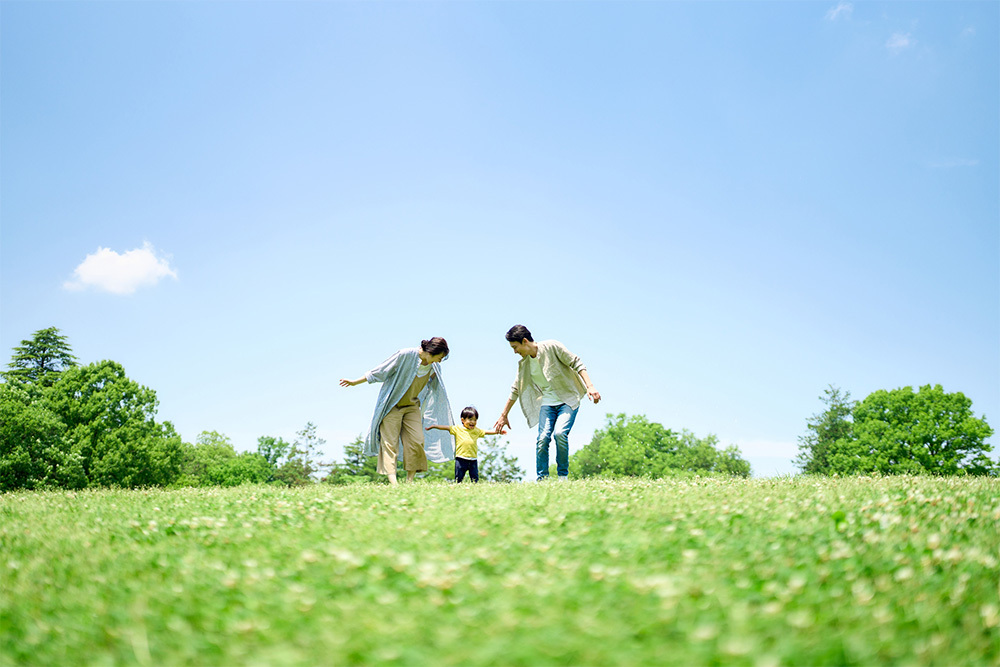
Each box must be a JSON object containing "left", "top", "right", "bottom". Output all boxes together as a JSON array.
[{"left": 981, "top": 604, "right": 999, "bottom": 628}]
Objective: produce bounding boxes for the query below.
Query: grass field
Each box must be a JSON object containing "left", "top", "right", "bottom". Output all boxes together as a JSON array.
[{"left": 2, "top": 476, "right": 998, "bottom": 666}]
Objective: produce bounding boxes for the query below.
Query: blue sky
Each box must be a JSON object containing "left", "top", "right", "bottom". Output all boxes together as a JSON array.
[{"left": 2, "top": 1, "right": 997, "bottom": 477}]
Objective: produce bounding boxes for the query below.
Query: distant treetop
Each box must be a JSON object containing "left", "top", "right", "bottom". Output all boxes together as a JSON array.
[{"left": 3, "top": 327, "right": 79, "bottom": 386}]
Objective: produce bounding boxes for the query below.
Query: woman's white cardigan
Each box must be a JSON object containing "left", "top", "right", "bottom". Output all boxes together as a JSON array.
[{"left": 363, "top": 348, "right": 455, "bottom": 462}]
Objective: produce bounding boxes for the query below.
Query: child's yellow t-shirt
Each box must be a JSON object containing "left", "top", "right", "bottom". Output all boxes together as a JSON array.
[{"left": 448, "top": 425, "right": 486, "bottom": 459}]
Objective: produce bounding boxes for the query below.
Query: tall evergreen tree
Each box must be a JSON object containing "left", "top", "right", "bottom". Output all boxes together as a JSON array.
[
  {"left": 339, "top": 435, "right": 379, "bottom": 480},
  {"left": 794, "top": 385, "right": 855, "bottom": 474},
  {"left": 3, "top": 327, "right": 78, "bottom": 386},
  {"left": 275, "top": 422, "right": 329, "bottom": 485}
]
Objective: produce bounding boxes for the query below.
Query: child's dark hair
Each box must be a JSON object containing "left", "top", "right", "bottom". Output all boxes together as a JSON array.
[
  {"left": 460, "top": 406, "right": 479, "bottom": 420},
  {"left": 421, "top": 337, "right": 449, "bottom": 358},
  {"left": 505, "top": 325, "right": 533, "bottom": 343}
]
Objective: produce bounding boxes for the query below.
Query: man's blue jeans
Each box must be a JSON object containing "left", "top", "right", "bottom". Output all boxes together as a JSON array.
[{"left": 536, "top": 403, "right": 579, "bottom": 479}]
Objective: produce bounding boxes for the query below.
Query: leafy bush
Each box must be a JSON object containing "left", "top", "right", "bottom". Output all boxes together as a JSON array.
[
  {"left": 323, "top": 435, "right": 380, "bottom": 485},
  {"left": 205, "top": 452, "right": 273, "bottom": 487},
  {"left": 570, "top": 413, "right": 751, "bottom": 478}
]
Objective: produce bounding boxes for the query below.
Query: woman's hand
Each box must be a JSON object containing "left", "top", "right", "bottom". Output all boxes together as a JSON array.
[{"left": 340, "top": 377, "right": 364, "bottom": 387}]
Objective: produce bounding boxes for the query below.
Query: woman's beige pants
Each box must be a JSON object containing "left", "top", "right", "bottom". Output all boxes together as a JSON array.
[{"left": 377, "top": 404, "right": 428, "bottom": 474}]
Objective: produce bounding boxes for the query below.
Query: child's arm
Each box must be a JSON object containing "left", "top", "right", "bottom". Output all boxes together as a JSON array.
[
  {"left": 425, "top": 425, "right": 451, "bottom": 431},
  {"left": 483, "top": 429, "right": 507, "bottom": 436}
]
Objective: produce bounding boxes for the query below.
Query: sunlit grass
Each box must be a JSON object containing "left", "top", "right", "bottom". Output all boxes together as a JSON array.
[{"left": 2, "top": 476, "right": 997, "bottom": 665}]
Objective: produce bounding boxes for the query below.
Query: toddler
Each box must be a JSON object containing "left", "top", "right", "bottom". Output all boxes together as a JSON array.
[{"left": 426, "top": 406, "right": 505, "bottom": 483}]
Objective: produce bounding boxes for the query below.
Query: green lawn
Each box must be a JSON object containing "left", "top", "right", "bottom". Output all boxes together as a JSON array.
[{"left": 2, "top": 476, "right": 997, "bottom": 666}]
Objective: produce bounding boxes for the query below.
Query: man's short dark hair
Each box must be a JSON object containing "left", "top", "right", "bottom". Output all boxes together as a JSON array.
[{"left": 505, "top": 325, "right": 533, "bottom": 343}]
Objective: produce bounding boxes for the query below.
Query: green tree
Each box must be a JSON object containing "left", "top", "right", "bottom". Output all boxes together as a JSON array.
[
  {"left": 669, "top": 430, "right": 722, "bottom": 473},
  {"left": 571, "top": 415, "right": 668, "bottom": 478},
  {"left": 253, "top": 435, "right": 291, "bottom": 483},
  {"left": 275, "top": 422, "right": 328, "bottom": 486},
  {"left": 0, "top": 382, "right": 84, "bottom": 490},
  {"left": 256, "top": 435, "right": 291, "bottom": 468},
  {"left": 794, "top": 385, "right": 855, "bottom": 474},
  {"left": 178, "top": 431, "right": 238, "bottom": 486},
  {"left": 178, "top": 432, "right": 277, "bottom": 487},
  {"left": 479, "top": 435, "right": 525, "bottom": 482},
  {"left": 324, "top": 435, "right": 380, "bottom": 484},
  {"left": 47, "top": 360, "right": 183, "bottom": 487},
  {"left": 570, "top": 414, "right": 751, "bottom": 478},
  {"left": 715, "top": 444, "right": 753, "bottom": 477},
  {"left": 206, "top": 452, "right": 273, "bottom": 487},
  {"left": 3, "top": 327, "right": 79, "bottom": 386},
  {"left": 827, "top": 385, "right": 995, "bottom": 476}
]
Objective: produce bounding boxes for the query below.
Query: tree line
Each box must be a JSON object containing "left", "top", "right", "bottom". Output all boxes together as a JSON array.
[
  {"left": 794, "top": 385, "right": 995, "bottom": 476},
  {"left": 4, "top": 328, "right": 991, "bottom": 491},
  {"left": 0, "top": 328, "right": 528, "bottom": 490},
  {"left": 0, "top": 328, "right": 750, "bottom": 489}
]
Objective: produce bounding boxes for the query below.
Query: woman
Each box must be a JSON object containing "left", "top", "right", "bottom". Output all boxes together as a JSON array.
[{"left": 340, "top": 338, "right": 454, "bottom": 484}]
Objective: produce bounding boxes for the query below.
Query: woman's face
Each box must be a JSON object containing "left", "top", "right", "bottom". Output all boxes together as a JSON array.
[{"left": 418, "top": 350, "right": 446, "bottom": 365}]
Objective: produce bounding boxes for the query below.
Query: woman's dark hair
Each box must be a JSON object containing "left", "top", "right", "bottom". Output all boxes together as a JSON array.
[
  {"left": 421, "top": 337, "right": 450, "bottom": 358},
  {"left": 505, "top": 325, "right": 533, "bottom": 343},
  {"left": 460, "top": 406, "right": 479, "bottom": 420}
]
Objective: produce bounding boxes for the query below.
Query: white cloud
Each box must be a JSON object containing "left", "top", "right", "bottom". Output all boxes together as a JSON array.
[
  {"left": 64, "top": 242, "right": 178, "bottom": 295},
  {"left": 825, "top": 3, "right": 853, "bottom": 21},
  {"left": 885, "top": 32, "right": 914, "bottom": 54},
  {"left": 961, "top": 26, "right": 976, "bottom": 39}
]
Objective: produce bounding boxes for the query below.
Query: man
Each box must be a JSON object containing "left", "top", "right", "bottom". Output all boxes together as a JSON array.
[{"left": 494, "top": 325, "right": 601, "bottom": 481}]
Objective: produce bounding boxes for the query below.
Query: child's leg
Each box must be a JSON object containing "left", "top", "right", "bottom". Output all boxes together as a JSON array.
[{"left": 469, "top": 459, "right": 479, "bottom": 483}]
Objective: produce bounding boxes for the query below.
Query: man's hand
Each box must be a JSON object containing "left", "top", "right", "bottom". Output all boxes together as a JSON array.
[{"left": 494, "top": 414, "right": 511, "bottom": 432}]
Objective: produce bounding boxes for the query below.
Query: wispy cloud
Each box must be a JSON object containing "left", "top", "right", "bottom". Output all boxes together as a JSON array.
[
  {"left": 825, "top": 3, "right": 853, "bottom": 21},
  {"left": 961, "top": 26, "right": 976, "bottom": 39},
  {"left": 925, "top": 158, "right": 980, "bottom": 169},
  {"left": 885, "top": 32, "right": 914, "bottom": 54},
  {"left": 64, "top": 242, "right": 178, "bottom": 295}
]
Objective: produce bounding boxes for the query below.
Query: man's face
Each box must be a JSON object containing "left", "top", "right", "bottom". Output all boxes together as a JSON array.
[{"left": 509, "top": 340, "right": 531, "bottom": 358}]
